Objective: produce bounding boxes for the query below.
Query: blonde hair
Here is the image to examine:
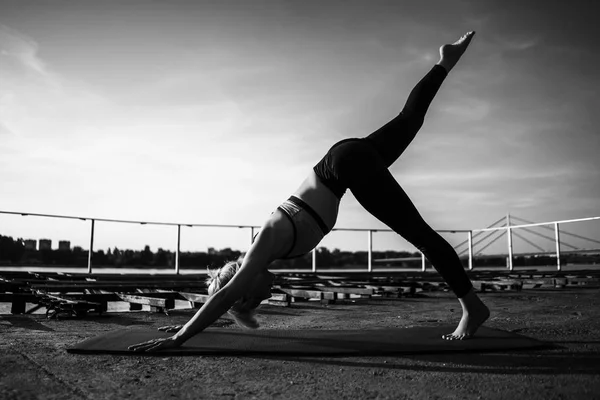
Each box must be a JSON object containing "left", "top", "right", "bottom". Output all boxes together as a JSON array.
[
  {"left": 206, "top": 258, "right": 259, "bottom": 329},
  {"left": 205, "top": 261, "right": 239, "bottom": 295}
]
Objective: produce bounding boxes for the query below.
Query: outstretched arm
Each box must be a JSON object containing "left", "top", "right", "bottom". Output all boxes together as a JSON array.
[{"left": 128, "top": 227, "right": 277, "bottom": 352}]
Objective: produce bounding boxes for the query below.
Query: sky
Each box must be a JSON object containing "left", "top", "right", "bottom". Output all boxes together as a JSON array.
[{"left": 1, "top": 0, "right": 599, "bottom": 256}]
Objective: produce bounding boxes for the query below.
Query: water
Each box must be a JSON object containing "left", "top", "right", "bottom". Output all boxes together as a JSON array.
[
  {"left": 0, "top": 264, "right": 598, "bottom": 275},
  {"left": 0, "top": 266, "right": 207, "bottom": 274}
]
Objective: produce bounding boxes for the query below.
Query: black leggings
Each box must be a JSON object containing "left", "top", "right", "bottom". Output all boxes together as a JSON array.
[{"left": 329, "top": 65, "right": 473, "bottom": 298}]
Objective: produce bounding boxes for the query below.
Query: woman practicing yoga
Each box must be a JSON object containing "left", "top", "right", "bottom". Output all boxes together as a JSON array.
[{"left": 129, "top": 31, "right": 490, "bottom": 352}]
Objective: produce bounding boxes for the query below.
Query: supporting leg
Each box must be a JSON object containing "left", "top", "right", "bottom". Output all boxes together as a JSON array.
[{"left": 350, "top": 170, "right": 489, "bottom": 339}]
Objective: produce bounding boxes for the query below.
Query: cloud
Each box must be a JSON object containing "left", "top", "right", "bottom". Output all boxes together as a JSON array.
[
  {"left": 403, "top": 45, "right": 437, "bottom": 66},
  {"left": 0, "top": 25, "right": 87, "bottom": 138},
  {"left": 462, "top": 14, "right": 491, "bottom": 31},
  {"left": 0, "top": 24, "right": 49, "bottom": 76},
  {"left": 495, "top": 34, "right": 540, "bottom": 52},
  {"left": 439, "top": 98, "right": 492, "bottom": 121},
  {"left": 0, "top": 120, "right": 14, "bottom": 135},
  {"left": 404, "top": 162, "right": 579, "bottom": 186},
  {"left": 0, "top": 32, "right": 110, "bottom": 139}
]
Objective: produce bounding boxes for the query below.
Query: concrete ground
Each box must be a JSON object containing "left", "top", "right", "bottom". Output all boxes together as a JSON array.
[{"left": 1, "top": 288, "right": 600, "bottom": 400}]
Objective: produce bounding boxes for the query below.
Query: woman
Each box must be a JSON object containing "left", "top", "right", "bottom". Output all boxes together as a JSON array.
[{"left": 129, "top": 31, "right": 490, "bottom": 352}]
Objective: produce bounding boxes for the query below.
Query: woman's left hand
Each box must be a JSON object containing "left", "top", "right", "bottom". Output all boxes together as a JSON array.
[{"left": 128, "top": 336, "right": 180, "bottom": 352}]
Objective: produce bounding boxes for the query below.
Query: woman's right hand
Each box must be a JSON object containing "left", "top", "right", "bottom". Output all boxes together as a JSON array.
[{"left": 158, "top": 325, "right": 183, "bottom": 333}]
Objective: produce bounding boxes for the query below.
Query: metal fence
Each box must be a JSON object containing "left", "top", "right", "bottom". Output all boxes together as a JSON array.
[
  {"left": 470, "top": 215, "right": 600, "bottom": 271},
  {"left": 1, "top": 210, "right": 599, "bottom": 274}
]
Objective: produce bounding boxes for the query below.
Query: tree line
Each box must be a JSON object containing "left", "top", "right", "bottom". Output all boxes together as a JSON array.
[
  {"left": 0, "top": 234, "right": 423, "bottom": 269},
  {"left": 1, "top": 234, "right": 597, "bottom": 269}
]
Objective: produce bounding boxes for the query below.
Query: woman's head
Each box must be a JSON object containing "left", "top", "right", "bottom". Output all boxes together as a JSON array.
[
  {"left": 206, "top": 261, "right": 239, "bottom": 296},
  {"left": 206, "top": 260, "right": 275, "bottom": 329}
]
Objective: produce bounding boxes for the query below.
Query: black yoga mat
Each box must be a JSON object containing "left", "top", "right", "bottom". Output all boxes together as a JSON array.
[{"left": 67, "top": 326, "right": 550, "bottom": 356}]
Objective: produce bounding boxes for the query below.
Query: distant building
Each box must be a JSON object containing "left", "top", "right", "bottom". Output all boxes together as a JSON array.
[
  {"left": 58, "top": 241, "right": 71, "bottom": 251},
  {"left": 39, "top": 239, "right": 52, "bottom": 250},
  {"left": 24, "top": 239, "right": 37, "bottom": 250}
]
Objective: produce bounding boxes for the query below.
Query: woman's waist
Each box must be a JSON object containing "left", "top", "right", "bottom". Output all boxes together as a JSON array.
[{"left": 291, "top": 192, "right": 339, "bottom": 232}]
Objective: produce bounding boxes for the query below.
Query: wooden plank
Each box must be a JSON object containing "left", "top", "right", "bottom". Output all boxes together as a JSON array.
[
  {"left": 278, "top": 288, "right": 335, "bottom": 300},
  {"left": 25, "top": 304, "right": 44, "bottom": 314},
  {"left": 567, "top": 278, "right": 600, "bottom": 286},
  {"left": 269, "top": 293, "right": 288, "bottom": 302},
  {"left": 0, "top": 271, "right": 206, "bottom": 281},
  {"left": 472, "top": 279, "right": 522, "bottom": 286},
  {"left": 0, "top": 292, "right": 120, "bottom": 303},
  {"left": 315, "top": 286, "right": 374, "bottom": 295},
  {"left": 521, "top": 278, "right": 555, "bottom": 285},
  {"left": 10, "top": 299, "right": 26, "bottom": 314},
  {"left": 278, "top": 288, "right": 322, "bottom": 298},
  {"left": 79, "top": 274, "right": 206, "bottom": 281},
  {"left": 567, "top": 277, "right": 600, "bottom": 283},
  {"left": 267, "top": 293, "right": 290, "bottom": 307},
  {"left": 31, "top": 289, "right": 107, "bottom": 317},
  {"left": 126, "top": 291, "right": 181, "bottom": 299},
  {"left": 178, "top": 292, "right": 285, "bottom": 303},
  {"left": 33, "top": 291, "right": 102, "bottom": 306},
  {"left": 553, "top": 278, "right": 567, "bottom": 287},
  {"left": 116, "top": 294, "right": 175, "bottom": 309},
  {"left": 31, "top": 279, "right": 206, "bottom": 286},
  {"left": 475, "top": 280, "right": 523, "bottom": 292},
  {"left": 62, "top": 293, "right": 120, "bottom": 302},
  {"left": 0, "top": 281, "right": 17, "bottom": 290},
  {"left": 267, "top": 300, "right": 290, "bottom": 307},
  {"left": 0, "top": 293, "right": 38, "bottom": 302},
  {"left": 29, "top": 281, "right": 206, "bottom": 291}
]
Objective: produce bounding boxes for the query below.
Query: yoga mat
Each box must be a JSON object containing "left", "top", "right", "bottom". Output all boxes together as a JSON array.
[{"left": 67, "top": 326, "right": 550, "bottom": 356}]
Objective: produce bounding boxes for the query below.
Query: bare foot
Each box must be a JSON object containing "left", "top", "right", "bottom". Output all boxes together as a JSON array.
[
  {"left": 437, "top": 31, "right": 476, "bottom": 73},
  {"left": 442, "top": 288, "right": 490, "bottom": 340}
]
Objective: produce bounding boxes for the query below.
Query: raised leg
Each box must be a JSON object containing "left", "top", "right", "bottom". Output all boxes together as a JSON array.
[
  {"left": 365, "top": 31, "right": 476, "bottom": 168},
  {"left": 437, "top": 31, "right": 476, "bottom": 73},
  {"left": 365, "top": 64, "right": 447, "bottom": 168}
]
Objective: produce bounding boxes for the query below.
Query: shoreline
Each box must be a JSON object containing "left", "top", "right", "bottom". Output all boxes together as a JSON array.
[{"left": 1, "top": 264, "right": 598, "bottom": 274}]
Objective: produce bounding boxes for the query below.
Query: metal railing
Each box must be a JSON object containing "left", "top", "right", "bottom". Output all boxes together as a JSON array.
[
  {"left": 471, "top": 214, "right": 600, "bottom": 271},
  {"left": 1, "top": 210, "right": 599, "bottom": 274}
]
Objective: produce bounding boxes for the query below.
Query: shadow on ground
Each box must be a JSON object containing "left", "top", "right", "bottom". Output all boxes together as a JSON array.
[
  {"left": 0, "top": 316, "right": 54, "bottom": 332},
  {"left": 249, "top": 349, "right": 600, "bottom": 375}
]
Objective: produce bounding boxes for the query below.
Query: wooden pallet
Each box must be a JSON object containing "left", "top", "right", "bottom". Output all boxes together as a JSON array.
[{"left": 32, "top": 290, "right": 106, "bottom": 319}]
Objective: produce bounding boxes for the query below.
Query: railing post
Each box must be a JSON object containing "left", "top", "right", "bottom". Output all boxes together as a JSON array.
[
  {"left": 555, "top": 222, "right": 561, "bottom": 271},
  {"left": 175, "top": 224, "right": 181, "bottom": 275},
  {"left": 468, "top": 231, "right": 474, "bottom": 270},
  {"left": 421, "top": 252, "right": 426, "bottom": 272},
  {"left": 87, "top": 219, "right": 95, "bottom": 274},
  {"left": 312, "top": 248, "right": 317, "bottom": 273},
  {"left": 506, "top": 213, "right": 514, "bottom": 271},
  {"left": 250, "top": 227, "right": 255, "bottom": 244},
  {"left": 367, "top": 230, "right": 373, "bottom": 273}
]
